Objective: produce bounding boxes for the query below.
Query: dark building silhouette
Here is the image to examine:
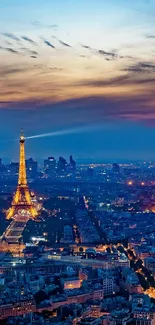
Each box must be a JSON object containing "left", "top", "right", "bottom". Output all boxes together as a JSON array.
[
  {"left": 69, "top": 155, "right": 76, "bottom": 171},
  {"left": 9, "top": 162, "right": 19, "bottom": 177},
  {"left": 112, "top": 163, "right": 120, "bottom": 173},
  {"left": 26, "top": 158, "right": 38, "bottom": 179},
  {"left": 0, "top": 159, "right": 6, "bottom": 177},
  {"left": 44, "top": 156, "right": 56, "bottom": 177},
  {"left": 58, "top": 156, "right": 67, "bottom": 172}
]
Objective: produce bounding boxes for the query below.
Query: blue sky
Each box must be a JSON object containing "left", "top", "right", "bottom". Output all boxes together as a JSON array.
[{"left": 0, "top": 0, "right": 155, "bottom": 161}]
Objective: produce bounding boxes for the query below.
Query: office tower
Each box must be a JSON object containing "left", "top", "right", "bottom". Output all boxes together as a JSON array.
[
  {"left": 44, "top": 156, "right": 56, "bottom": 177},
  {"left": 26, "top": 158, "right": 38, "bottom": 179}
]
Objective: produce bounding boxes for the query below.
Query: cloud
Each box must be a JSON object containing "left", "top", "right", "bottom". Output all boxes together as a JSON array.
[
  {"left": 21, "top": 36, "right": 36, "bottom": 44},
  {"left": 73, "top": 61, "right": 155, "bottom": 89},
  {"left": 51, "top": 36, "right": 71, "bottom": 48},
  {"left": 58, "top": 39, "right": 71, "bottom": 47},
  {"left": 0, "top": 45, "right": 19, "bottom": 55},
  {"left": 44, "top": 40, "right": 55, "bottom": 48},
  {"left": 32, "top": 21, "right": 58, "bottom": 30},
  {"left": 146, "top": 35, "right": 155, "bottom": 39},
  {"left": 76, "top": 74, "right": 155, "bottom": 88},
  {"left": 2, "top": 33, "right": 20, "bottom": 41},
  {"left": 32, "top": 21, "right": 41, "bottom": 27},
  {"left": 48, "top": 66, "right": 63, "bottom": 71},
  {"left": 1, "top": 95, "right": 155, "bottom": 129},
  {"left": 98, "top": 49, "right": 117, "bottom": 59},
  {"left": 5, "top": 41, "right": 12, "bottom": 46},
  {"left": 81, "top": 44, "right": 92, "bottom": 49},
  {"left": 3, "top": 47, "right": 18, "bottom": 54},
  {"left": 29, "top": 50, "right": 38, "bottom": 55},
  {"left": 123, "top": 62, "right": 155, "bottom": 73},
  {"left": 48, "top": 24, "right": 58, "bottom": 30},
  {"left": 20, "top": 47, "right": 38, "bottom": 56},
  {"left": 81, "top": 44, "right": 119, "bottom": 60},
  {"left": 0, "top": 66, "right": 28, "bottom": 78}
]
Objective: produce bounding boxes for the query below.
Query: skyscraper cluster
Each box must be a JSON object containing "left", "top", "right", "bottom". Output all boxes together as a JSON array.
[{"left": 44, "top": 155, "right": 76, "bottom": 177}]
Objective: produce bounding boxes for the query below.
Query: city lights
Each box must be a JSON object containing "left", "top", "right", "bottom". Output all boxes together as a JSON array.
[{"left": 1, "top": 0, "right": 155, "bottom": 323}]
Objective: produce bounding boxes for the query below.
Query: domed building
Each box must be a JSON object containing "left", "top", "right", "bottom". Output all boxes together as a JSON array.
[{"left": 85, "top": 248, "right": 96, "bottom": 259}]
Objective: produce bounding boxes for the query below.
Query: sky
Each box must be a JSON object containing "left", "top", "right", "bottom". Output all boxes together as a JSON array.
[{"left": 1, "top": 0, "right": 155, "bottom": 161}]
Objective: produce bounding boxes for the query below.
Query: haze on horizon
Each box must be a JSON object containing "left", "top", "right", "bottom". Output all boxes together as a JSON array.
[{"left": 1, "top": 0, "right": 155, "bottom": 161}]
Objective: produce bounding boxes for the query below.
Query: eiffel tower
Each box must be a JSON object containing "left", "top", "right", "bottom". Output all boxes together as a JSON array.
[{"left": 6, "top": 129, "right": 38, "bottom": 220}]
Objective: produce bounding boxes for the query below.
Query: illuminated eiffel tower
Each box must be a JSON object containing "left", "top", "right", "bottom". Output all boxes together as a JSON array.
[{"left": 6, "top": 129, "right": 38, "bottom": 220}]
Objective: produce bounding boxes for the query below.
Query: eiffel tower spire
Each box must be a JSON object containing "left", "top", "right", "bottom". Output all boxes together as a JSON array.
[
  {"left": 6, "top": 130, "right": 38, "bottom": 219},
  {"left": 18, "top": 128, "right": 27, "bottom": 186}
]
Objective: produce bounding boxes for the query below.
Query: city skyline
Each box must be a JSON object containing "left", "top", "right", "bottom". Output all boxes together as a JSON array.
[
  {"left": 2, "top": 3, "right": 155, "bottom": 323},
  {"left": 1, "top": 0, "right": 155, "bottom": 159}
]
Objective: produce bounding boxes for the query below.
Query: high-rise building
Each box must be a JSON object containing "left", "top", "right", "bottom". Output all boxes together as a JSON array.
[
  {"left": 57, "top": 156, "right": 67, "bottom": 172},
  {"left": 9, "top": 162, "right": 19, "bottom": 177},
  {"left": 112, "top": 163, "right": 120, "bottom": 173},
  {"left": 69, "top": 155, "right": 76, "bottom": 171},
  {"left": 26, "top": 158, "right": 38, "bottom": 179},
  {"left": 44, "top": 156, "right": 56, "bottom": 177}
]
